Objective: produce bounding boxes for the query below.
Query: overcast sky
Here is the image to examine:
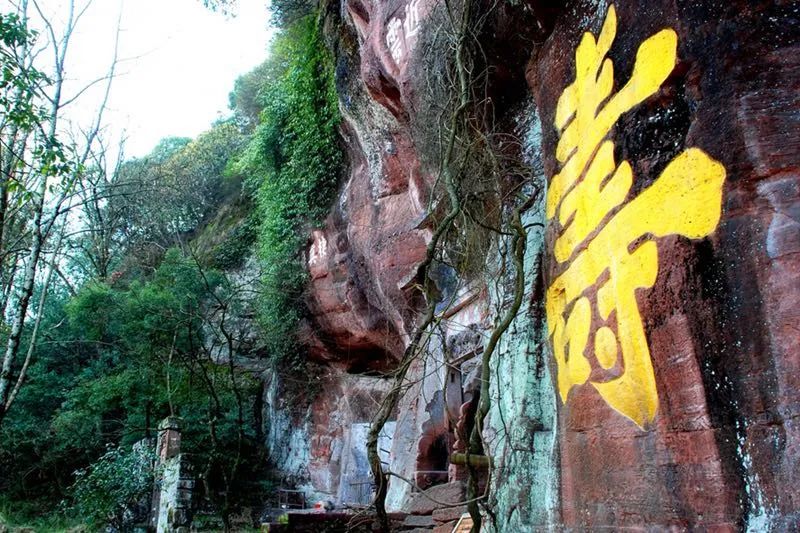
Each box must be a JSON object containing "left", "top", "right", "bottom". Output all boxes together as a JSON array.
[{"left": 26, "top": 0, "right": 274, "bottom": 158}]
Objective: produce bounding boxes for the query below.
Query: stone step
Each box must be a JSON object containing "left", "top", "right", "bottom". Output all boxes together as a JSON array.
[
  {"left": 432, "top": 505, "right": 468, "bottom": 524},
  {"left": 402, "top": 513, "right": 436, "bottom": 528},
  {"left": 404, "top": 481, "right": 467, "bottom": 516},
  {"left": 433, "top": 521, "right": 458, "bottom": 533}
]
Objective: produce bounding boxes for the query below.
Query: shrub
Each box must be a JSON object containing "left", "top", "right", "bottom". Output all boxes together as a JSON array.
[{"left": 66, "top": 444, "right": 155, "bottom": 529}]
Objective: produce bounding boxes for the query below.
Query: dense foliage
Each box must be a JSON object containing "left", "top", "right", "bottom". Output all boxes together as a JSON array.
[
  {"left": 0, "top": 251, "right": 263, "bottom": 524},
  {"left": 0, "top": 6, "right": 342, "bottom": 529},
  {"left": 67, "top": 444, "right": 155, "bottom": 529},
  {"left": 236, "top": 15, "right": 341, "bottom": 371},
  {"left": 0, "top": 13, "right": 46, "bottom": 130}
]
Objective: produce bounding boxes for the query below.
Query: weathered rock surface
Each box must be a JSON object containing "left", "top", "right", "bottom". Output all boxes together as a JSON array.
[
  {"left": 432, "top": 521, "right": 458, "bottom": 533},
  {"left": 431, "top": 505, "right": 467, "bottom": 524},
  {"left": 530, "top": 1, "right": 799, "bottom": 530},
  {"left": 403, "top": 481, "right": 466, "bottom": 516},
  {"left": 402, "top": 514, "right": 436, "bottom": 528},
  {"left": 261, "top": 369, "right": 393, "bottom": 503},
  {"left": 298, "top": 0, "right": 438, "bottom": 372},
  {"left": 260, "top": 0, "right": 800, "bottom": 530}
]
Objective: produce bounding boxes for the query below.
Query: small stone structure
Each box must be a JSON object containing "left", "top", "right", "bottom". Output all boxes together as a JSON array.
[{"left": 149, "top": 417, "right": 193, "bottom": 532}]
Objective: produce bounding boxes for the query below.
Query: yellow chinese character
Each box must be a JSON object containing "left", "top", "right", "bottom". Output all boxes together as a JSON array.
[{"left": 545, "top": 5, "right": 726, "bottom": 428}]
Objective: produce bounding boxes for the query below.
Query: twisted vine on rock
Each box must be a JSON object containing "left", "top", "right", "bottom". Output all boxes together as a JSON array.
[{"left": 363, "top": 0, "right": 537, "bottom": 531}]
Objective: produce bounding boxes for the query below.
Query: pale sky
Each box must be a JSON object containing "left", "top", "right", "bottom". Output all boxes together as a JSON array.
[{"left": 23, "top": 0, "right": 274, "bottom": 158}]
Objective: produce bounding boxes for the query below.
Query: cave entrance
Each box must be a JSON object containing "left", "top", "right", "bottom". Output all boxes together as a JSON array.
[{"left": 415, "top": 433, "right": 450, "bottom": 489}]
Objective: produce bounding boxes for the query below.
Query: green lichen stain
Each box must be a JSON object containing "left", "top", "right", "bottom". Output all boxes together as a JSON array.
[{"left": 484, "top": 108, "right": 558, "bottom": 531}]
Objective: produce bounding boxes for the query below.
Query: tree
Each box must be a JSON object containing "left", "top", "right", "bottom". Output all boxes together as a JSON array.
[
  {"left": 67, "top": 137, "right": 128, "bottom": 282},
  {"left": 62, "top": 250, "right": 262, "bottom": 526},
  {"left": 0, "top": 0, "right": 121, "bottom": 426},
  {"left": 229, "top": 61, "right": 273, "bottom": 133},
  {"left": 0, "top": 247, "right": 263, "bottom": 524},
  {"left": 88, "top": 123, "right": 245, "bottom": 271},
  {"left": 269, "top": 0, "right": 316, "bottom": 28}
]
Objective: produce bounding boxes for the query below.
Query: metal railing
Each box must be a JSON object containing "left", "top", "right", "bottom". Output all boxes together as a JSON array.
[{"left": 277, "top": 488, "right": 307, "bottom": 510}]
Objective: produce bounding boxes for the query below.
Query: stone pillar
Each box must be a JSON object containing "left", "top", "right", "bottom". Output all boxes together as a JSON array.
[{"left": 150, "top": 417, "right": 193, "bottom": 532}]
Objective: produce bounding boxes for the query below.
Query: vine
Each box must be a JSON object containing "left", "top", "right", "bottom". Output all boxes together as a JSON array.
[{"left": 361, "top": 0, "right": 539, "bottom": 530}]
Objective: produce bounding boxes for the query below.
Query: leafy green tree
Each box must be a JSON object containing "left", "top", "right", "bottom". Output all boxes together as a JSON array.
[
  {"left": 1, "top": 6, "right": 344, "bottom": 530},
  {"left": 229, "top": 61, "right": 273, "bottom": 132},
  {"left": 270, "top": 0, "right": 317, "bottom": 28},
  {"left": 109, "top": 123, "right": 245, "bottom": 255},
  {"left": 0, "top": 0, "right": 120, "bottom": 427},
  {"left": 0, "top": 249, "right": 263, "bottom": 526},
  {"left": 0, "top": 12, "right": 48, "bottom": 131}
]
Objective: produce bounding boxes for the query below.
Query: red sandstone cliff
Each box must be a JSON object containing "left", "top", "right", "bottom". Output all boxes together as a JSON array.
[{"left": 264, "top": 1, "right": 800, "bottom": 530}]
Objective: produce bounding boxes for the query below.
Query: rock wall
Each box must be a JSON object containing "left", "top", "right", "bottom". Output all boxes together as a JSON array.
[
  {"left": 261, "top": 369, "right": 392, "bottom": 503},
  {"left": 483, "top": 108, "right": 560, "bottom": 530},
  {"left": 529, "top": 1, "right": 799, "bottom": 529},
  {"left": 261, "top": 0, "right": 799, "bottom": 529}
]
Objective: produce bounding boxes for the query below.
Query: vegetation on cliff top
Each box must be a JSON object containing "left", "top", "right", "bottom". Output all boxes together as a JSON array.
[{"left": 235, "top": 14, "right": 341, "bottom": 374}]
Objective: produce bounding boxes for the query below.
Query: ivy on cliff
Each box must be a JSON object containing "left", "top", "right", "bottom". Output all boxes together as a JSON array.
[{"left": 235, "top": 14, "right": 341, "bottom": 371}]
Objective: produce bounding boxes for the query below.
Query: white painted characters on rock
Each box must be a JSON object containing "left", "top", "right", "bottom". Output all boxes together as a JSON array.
[
  {"left": 386, "top": 18, "right": 403, "bottom": 63},
  {"left": 308, "top": 232, "right": 328, "bottom": 267},
  {"left": 403, "top": 0, "right": 421, "bottom": 38},
  {"left": 386, "top": 0, "right": 422, "bottom": 65}
]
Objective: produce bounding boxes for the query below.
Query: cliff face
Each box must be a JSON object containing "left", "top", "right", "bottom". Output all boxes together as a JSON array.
[
  {"left": 263, "top": 0, "right": 799, "bottom": 529},
  {"left": 529, "top": 2, "right": 799, "bottom": 529}
]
